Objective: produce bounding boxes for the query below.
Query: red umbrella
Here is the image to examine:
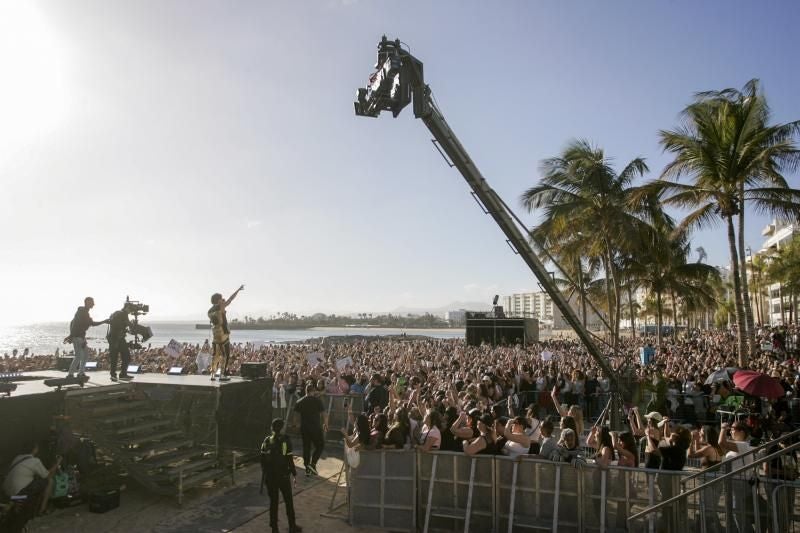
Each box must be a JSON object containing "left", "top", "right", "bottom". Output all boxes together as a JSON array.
[{"left": 732, "top": 370, "right": 785, "bottom": 400}]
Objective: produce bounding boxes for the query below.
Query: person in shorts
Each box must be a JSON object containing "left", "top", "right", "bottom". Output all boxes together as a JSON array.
[
  {"left": 207, "top": 285, "right": 244, "bottom": 381},
  {"left": 2, "top": 441, "right": 61, "bottom": 515}
]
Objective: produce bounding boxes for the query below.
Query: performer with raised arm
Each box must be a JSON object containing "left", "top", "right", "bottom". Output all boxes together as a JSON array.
[{"left": 208, "top": 285, "right": 244, "bottom": 382}]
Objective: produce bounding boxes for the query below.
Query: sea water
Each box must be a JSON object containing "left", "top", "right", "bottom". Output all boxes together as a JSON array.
[{"left": 0, "top": 322, "right": 466, "bottom": 355}]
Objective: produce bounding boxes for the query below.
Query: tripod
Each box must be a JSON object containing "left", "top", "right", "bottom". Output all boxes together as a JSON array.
[{"left": 593, "top": 389, "right": 627, "bottom": 431}]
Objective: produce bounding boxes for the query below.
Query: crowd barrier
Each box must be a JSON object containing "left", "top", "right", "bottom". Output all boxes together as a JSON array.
[
  {"left": 347, "top": 449, "right": 800, "bottom": 533},
  {"left": 280, "top": 393, "right": 365, "bottom": 441}
]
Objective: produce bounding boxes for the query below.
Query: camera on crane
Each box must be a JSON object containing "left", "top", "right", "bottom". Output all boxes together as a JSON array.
[{"left": 354, "top": 36, "right": 413, "bottom": 118}]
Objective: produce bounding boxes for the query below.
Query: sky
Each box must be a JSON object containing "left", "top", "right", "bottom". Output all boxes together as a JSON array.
[{"left": 1, "top": 0, "right": 799, "bottom": 325}]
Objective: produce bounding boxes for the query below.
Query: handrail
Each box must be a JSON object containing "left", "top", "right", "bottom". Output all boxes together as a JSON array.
[
  {"left": 681, "top": 427, "right": 800, "bottom": 484},
  {"left": 628, "top": 440, "right": 800, "bottom": 524}
]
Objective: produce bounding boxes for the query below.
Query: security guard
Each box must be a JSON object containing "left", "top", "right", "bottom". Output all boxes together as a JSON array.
[{"left": 260, "top": 418, "right": 302, "bottom": 533}]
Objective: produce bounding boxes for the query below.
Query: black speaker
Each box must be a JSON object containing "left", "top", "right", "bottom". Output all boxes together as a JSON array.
[
  {"left": 56, "top": 357, "right": 74, "bottom": 372},
  {"left": 465, "top": 318, "right": 538, "bottom": 346},
  {"left": 88, "top": 488, "right": 120, "bottom": 513},
  {"left": 240, "top": 362, "right": 267, "bottom": 380}
]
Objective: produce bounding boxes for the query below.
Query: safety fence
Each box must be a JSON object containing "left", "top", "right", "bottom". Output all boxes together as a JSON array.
[
  {"left": 280, "top": 393, "right": 365, "bottom": 441},
  {"left": 347, "top": 449, "right": 800, "bottom": 533}
]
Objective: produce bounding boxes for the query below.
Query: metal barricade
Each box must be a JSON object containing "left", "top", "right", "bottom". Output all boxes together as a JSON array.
[
  {"left": 349, "top": 449, "right": 416, "bottom": 531},
  {"left": 347, "top": 448, "right": 800, "bottom": 532},
  {"left": 495, "top": 456, "right": 580, "bottom": 532},
  {"left": 418, "top": 451, "right": 496, "bottom": 533},
  {"left": 323, "top": 393, "right": 363, "bottom": 441}
]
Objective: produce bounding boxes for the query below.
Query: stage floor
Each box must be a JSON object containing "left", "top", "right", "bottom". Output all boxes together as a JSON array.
[{"left": 4, "top": 370, "right": 252, "bottom": 398}]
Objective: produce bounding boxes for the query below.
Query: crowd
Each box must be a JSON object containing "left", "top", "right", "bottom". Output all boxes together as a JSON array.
[{"left": 3, "top": 326, "right": 800, "bottom": 530}]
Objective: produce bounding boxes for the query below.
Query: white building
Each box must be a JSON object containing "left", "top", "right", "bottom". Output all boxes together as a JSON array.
[
  {"left": 758, "top": 219, "right": 798, "bottom": 325},
  {"left": 502, "top": 292, "right": 554, "bottom": 323},
  {"left": 503, "top": 291, "right": 605, "bottom": 330},
  {"left": 445, "top": 309, "right": 467, "bottom": 326}
]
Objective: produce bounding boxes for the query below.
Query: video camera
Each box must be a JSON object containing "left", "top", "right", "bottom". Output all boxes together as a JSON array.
[
  {"left": 123, "top": 297, "right": 149, "bottom": 316},
  {"left": 122, "top": 296, "right": 152, "bottom": 349}
]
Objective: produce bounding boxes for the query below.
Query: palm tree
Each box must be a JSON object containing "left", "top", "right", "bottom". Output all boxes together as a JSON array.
[
  {"left": 521, "top": 140, "right": 654, "bottom": 351},
  {"left": 652, "top": 79, "right": 800, "bottom": 365},
  {"left": 625, "top": 223, "right": 720, "bottom": 348}
]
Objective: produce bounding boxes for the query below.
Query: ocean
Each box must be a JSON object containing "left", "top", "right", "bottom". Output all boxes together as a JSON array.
[{"left": 0, "top": 322, "right": 466, "bottom": 355}]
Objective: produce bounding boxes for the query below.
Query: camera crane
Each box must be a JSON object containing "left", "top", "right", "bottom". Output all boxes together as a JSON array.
[{"left": 355, "top": 36, "right": 626, "bottom": 428}]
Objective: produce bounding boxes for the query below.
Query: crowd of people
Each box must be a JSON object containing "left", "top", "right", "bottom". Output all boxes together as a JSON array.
[{"left": 3, "top": 325, "right": 799, "bottom": 530}]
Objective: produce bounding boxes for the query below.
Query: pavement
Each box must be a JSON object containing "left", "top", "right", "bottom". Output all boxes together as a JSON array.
[{"left": 26, "top": 453, "right": 386, "bottom": 533}]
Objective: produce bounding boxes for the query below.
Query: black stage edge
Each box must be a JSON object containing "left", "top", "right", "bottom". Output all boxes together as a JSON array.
[
  {"left": 0, "top": 372, "right": 273, "bottom": 466},
  {"left": 136, "top": 377, "right": 274, "bottom": 451},
  {"left": 0, "top": 389, "right": 65, "bottom": 467}
]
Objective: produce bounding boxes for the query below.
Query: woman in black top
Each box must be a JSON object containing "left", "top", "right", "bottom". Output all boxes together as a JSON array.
[
  {"left": 439, "top": 407, "right": 463, "bottom": 452},
  {"left": 650, "top": 422, "right": 691, "bottom": 532}
]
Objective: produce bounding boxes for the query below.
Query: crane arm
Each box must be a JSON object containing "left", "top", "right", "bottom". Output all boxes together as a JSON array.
[{"left": 354, "top": 36, "right": 625, "bottom": 403}]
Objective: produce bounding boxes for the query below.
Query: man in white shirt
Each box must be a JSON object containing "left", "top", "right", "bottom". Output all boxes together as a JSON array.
[{"left": 2, "top": 442, "right": 60, "bottom": 514}]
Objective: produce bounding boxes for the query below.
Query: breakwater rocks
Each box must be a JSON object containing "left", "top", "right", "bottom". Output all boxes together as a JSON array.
[{"left": 288, "top": 334, "right": 436, "bottom": 345}]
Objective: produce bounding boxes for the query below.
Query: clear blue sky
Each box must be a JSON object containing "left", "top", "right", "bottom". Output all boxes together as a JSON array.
[{"left": 1, "top": 0, "right": 798, "bottom": 324}]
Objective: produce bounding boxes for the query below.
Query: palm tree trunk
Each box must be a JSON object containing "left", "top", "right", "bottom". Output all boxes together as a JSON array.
[
  {"left": 628, "top": 284, "right": 636, "bottom": 338},
  {"left": 726, "top": 216, "right": 747, "bottom": 366},
  {"left": 670, "top": 289, "right": 678, "bottom": 340},
  {"left": 578, "top": 257, "right": 587, "bottom": 328},
  {"left": 779, "top": 283, "right": 786, "bottom": 324},
  {"left": 604, "top": 243, "right": 620, "bottom": 352},
  {"left": 602, "top": 255, "right": 616, "bottom": 351},
  {"left": 656, "top": 291, "right": 663, "bottom": 350},
  {"left": 614, "top": 277, "right": 622, "bottom": 347},
  {"left": 737, "top": 201, "right": 756, "bottom": 357}
]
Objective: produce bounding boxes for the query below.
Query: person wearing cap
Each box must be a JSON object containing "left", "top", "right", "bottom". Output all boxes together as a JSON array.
[
  {"left": 260, "top": 418, "right": 302, "bottom": 533},
  {"left": 642, "top": 411, "right": 666, "bottom": 470},
  {"left": 549, "top": 428, "right": 580, "bottom": 462},
  {"left": 649, "top": 421, "right": 692, "bottom": 531},
  {"left": 463, "top": 414, "right": 496, "bottom": 456}
]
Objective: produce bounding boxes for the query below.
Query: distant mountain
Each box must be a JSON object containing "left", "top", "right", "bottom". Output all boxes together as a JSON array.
[{"left": 389, "top": 301, "right": 492, "bottom": 317}]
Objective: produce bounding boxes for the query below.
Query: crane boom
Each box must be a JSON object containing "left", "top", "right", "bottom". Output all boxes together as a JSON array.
[{"left": 354, "top": 37, "right": 624, "bottom": 412}]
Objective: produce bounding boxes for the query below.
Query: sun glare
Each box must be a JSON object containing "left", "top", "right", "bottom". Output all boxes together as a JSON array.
[{"left": 0, "top": 3, "right": 71, "bottom": 165}]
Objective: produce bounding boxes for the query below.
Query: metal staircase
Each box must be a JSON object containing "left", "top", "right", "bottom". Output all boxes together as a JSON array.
[{"left": 65, "top": 384, "right": 228, "bottom": 502}]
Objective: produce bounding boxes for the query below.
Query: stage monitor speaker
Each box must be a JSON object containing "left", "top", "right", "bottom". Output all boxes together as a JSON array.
[
  {"left": 167, "top": 367, "right": 184, "bottom": 375},
  {"left": 465, "top": 318, "right": 538, "bottom": 346},
  {"left": 56, "top": 357, "right": 74, "bottom": 372},
  {"left": 85, "top": 362, "right": 98, "bottom": 371},
  {"left": 240, "top": 362, "right": 267, "bottom": 380},
  {"left": 126, "top": 365, "right": 141, "bottom": 374}
]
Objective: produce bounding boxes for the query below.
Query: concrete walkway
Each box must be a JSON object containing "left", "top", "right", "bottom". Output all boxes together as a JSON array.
[{"left": 26, "top": 455, "right": 385, "bottom": 533}]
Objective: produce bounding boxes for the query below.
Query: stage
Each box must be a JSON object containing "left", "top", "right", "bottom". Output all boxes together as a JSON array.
[
  {"left": 0, "top": 370, "right": 273, "bottom": 470},
  {"left": 3, "top": 370, "right": 253, "bottom": 397}
]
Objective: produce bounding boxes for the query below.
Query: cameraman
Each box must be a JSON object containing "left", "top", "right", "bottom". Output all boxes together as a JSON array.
[{"left": 107, "top": 303, "right": 133, "bottom": 381}]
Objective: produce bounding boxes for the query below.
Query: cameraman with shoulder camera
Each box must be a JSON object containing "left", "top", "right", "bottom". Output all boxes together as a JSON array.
[
  {"left": 208, "top": 285, "right": 244, "bottom": 381},
  {"left": 107, "top": 301, "right": 134, "bottom": 381}
]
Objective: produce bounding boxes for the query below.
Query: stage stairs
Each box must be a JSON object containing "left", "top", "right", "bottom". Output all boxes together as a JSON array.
[{"left": 64, "top": 383, "right": 228, "bottom": 501}]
